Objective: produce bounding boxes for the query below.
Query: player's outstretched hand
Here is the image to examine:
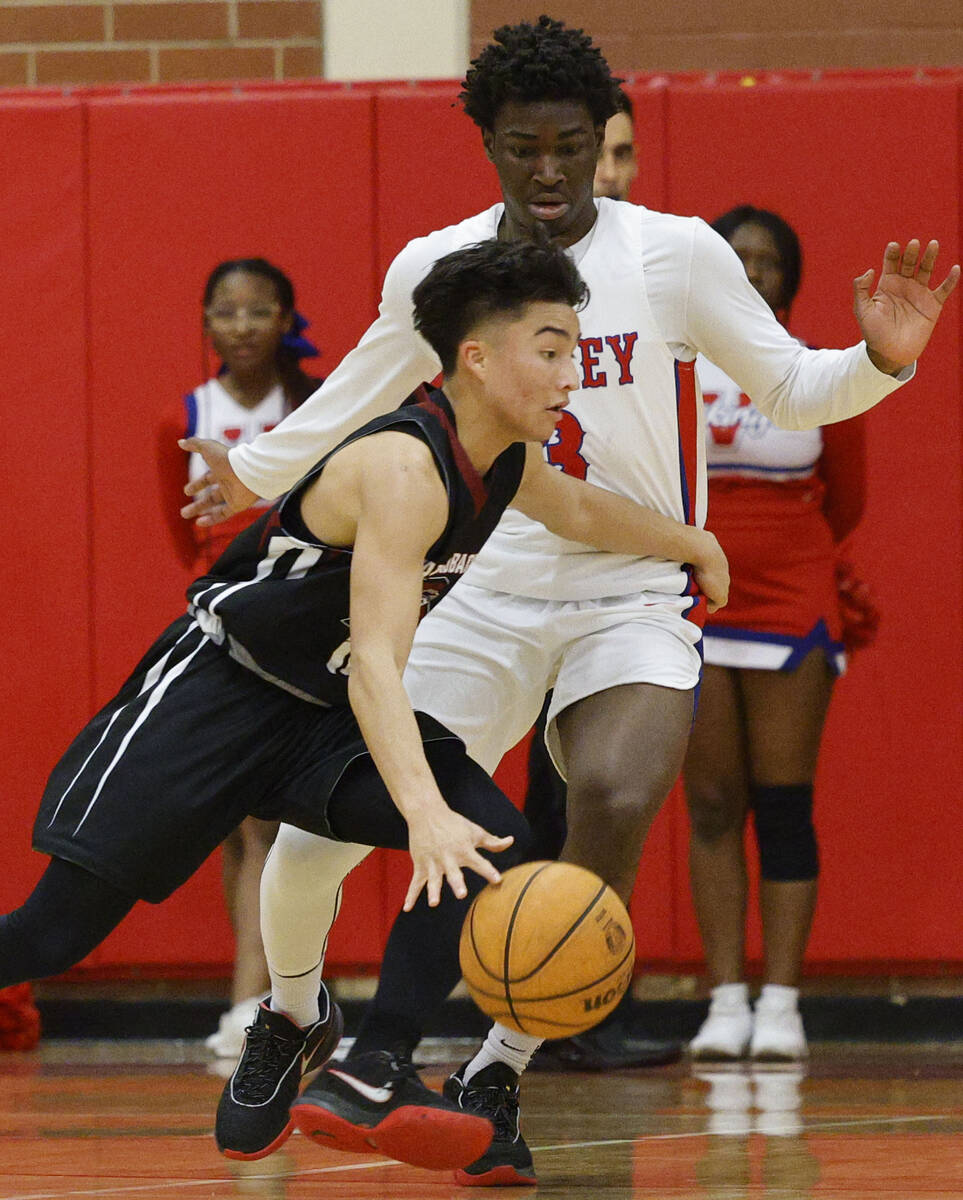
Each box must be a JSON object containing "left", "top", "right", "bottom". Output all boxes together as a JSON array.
[
  {"left": 403, "top": 807, "right": 514, "bottom": 912},
  {"left": 854, "top": 240, "right": 960, "bottom": 374},
  {"left": 690, "top": 529, "right": 730, "bottom": 614},
  {"left": 178, "top": 436, "right": 259, "bottom": 526}
]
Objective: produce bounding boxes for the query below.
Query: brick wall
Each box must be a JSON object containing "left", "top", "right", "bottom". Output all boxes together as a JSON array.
[
  {"left": 6, "top": 1, "right": 959, "bottom": 91},
  {"left": 0, "top": 0, "right": 322, "bottom": 87},
  {"left": 470, "top": 1, "right": 963, "bottom": 73}
]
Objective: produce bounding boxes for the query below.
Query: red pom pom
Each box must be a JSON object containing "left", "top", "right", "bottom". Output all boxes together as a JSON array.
[
  {"left": 835, "top": 559, "right": 881, "bottom": 653},
  {"left": 0, "top": 984, "right": 41, "bottom": 1051}
]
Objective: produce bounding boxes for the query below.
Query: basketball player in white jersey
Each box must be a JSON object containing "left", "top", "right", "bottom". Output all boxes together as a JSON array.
[
  {"left": 519, "top": 84, "right": 677, "bottom": 1074},
  {"left": 181, "top": 17, "right": 959, "bottom": 1185}
]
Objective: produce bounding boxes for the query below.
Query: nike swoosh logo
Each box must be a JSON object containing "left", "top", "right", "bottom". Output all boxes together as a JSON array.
[
  {"left": 327, "top": 1069, "right": 393, "bottom": 1103},
  {"left": 499, "top": 1039, "right": 526, "bottom": 1053}
]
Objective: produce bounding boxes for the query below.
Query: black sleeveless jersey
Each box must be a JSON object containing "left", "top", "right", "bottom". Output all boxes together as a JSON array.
[{"left": 186, "top": 386, "right": 526, "bottom": 706}]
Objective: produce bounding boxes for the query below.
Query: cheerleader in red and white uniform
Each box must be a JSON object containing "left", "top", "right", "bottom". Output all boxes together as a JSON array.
[
  {"left": 685, "top": 208, "right": 878, "bottom": 1062},
  {"left": 160, "top": 258, "right": 322, "bottom": 1057},
  {"left": 160, "top": 257, "right": 322, "bottom": 572}
]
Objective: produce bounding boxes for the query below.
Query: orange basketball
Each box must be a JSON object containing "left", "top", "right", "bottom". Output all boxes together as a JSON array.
[{"left": 459, "top": 860, "right": 635, "bottom": 1038}]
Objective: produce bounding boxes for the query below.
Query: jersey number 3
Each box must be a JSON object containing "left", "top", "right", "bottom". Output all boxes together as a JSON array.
[{"left": 545, "top": 411, "right": 589, "bottom": 480}]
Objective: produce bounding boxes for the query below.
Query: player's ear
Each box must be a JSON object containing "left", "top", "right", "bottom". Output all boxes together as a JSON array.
[
  {"left": 481, "top": 128, "right": 496, "bottom": 163},
  {"left": 459, "top": 337, "right": 487, "bottom": 381}
]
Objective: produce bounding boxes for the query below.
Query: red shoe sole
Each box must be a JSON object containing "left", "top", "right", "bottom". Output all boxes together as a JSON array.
[
  {"left": 217, "top": 1118, "right": 294, "bottom": 1161},
  {"left": 453, "top": 1163, "right": 538, "bottom": 1186},
  {"left": 291, "top": 1101, "right": 493, "bottom": 1170}
]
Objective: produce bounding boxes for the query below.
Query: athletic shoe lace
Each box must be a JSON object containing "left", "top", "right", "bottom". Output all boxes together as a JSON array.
[
  {"left": 235, "top": 1023, "right": 301, "bottom": 1103},
  {"left": 461, "top": 1081, "right": 519, "bottom": 1141}
]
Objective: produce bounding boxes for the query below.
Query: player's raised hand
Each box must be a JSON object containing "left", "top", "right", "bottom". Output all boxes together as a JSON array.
[
  {"left": 854, "top": 240, "right": 960, "bottom": 375},
  {"left": 178, "top": 436, "right": 259, "bottom": 526},
  {"left": 403, "top": 806, "right": 514, "bottom": 912}
]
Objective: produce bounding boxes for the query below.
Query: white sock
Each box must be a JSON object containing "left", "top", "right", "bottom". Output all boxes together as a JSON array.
[
  {"left": 461, "top": 1023, "right": 543, "bottom": 1083},
  {"left": 757, "top": 983, "right": 799, "bottom": 1010},
  {"left": 260, "top": 824, "right": 370, "bottom": 1028},
  {"left": 711, "top": 982, "right": 750, "bottom": 1006}
]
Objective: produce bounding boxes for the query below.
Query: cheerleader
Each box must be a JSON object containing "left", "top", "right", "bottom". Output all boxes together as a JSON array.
[
  {"left": 686, "top": 208, "right": 878, "bottom": 1062},
  {"left": 160, "top": 258, "right": 321, "bottom": 1057}
]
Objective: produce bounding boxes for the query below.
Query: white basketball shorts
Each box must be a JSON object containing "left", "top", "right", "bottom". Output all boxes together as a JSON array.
[{"left": 404, "top": 582, "right": 703, "bottom": 778}]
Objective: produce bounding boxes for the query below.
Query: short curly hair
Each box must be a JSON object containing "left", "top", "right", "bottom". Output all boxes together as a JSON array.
[{"left": 460, "top": 15, "right": 623, "bottom": 131}]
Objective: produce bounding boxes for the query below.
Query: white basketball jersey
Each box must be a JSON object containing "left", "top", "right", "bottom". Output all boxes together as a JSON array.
[
  {"left": 228, "top": 198, "right": 907, "bottom": 604},
  {"left": 698, "top": 354, "right": 822, "bottom": 482},
  {"left": 468, "top": 201, "right": 702, "bottom": 600}
]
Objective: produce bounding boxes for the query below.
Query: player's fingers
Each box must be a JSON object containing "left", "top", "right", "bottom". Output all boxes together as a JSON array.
[
  {"left": 477, "top": 833, "right": 514, "bottom": 852},
  {"left": 196, "top": 511, "right": 226, "bottom": 528},
  {"left": 402, "top": 873, "right": 425, "bottom": 912},
  {"left": 933, "top": 263, "right": 961, "bottom": 304},
  {"left": 469, "top": 853, "right": 503, "bottom": 887},
  {"left": 898, "top": 239, "right": 920, "bottom": 277},
  {"left": 444, "top": 861, "right": 469, "bottom": 901},
  {"left": 852, "top": 268, "right": 875, "bottom": 312},
  {"left": 915, "top": 239, "right": 939, "bottom": 287},
  {"left": 880, "top": 241, "right": 901, "bottom": 275},
  {"left": 427, "top": 869, "right": 445, "bottom": 907},
  {"left": 183, "top": 473, "right": 218, "bottom": 498}
]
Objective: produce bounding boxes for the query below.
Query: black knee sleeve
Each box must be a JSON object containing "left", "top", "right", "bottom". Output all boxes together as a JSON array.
[
  {"left": 429, "top": 740, "right": 532, "bottom": 868},
  {"left": 750, "top": 783, "right": 819, "bottom": 882},
  {"left": 329, "top": 738, "right": 531, "bottom": 867}
]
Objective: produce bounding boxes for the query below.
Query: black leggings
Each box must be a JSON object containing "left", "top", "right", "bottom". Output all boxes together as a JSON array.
[
  {"left": 2, "top": 741, "right": 530, "bottom": 994},
  {"left": 326, "top": 738, "right": 530, "bottom": 853},
  {"left": 0, "top": 859, "right": 137, "bottom": 988},
  {"left": 334, "top": 741, "right": 532, "bottom": 1060}
]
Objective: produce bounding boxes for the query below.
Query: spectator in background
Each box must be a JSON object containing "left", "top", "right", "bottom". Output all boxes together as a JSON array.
[
  {"left": 159, "top": 258, "right": 322, "bottom": 1058},
  {"left": 592, "top": 88, "right": 638, "bottom": 202},
  {"left": 686, "top": 207, "right": 878, "bottom": 1062},
  {"left": 521, "top": 84, "right": 680, "bottom": 1073}
]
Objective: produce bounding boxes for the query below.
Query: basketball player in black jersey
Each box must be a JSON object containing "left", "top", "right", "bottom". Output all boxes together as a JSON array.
[{"left": 0, "top": 238, "right": 728, "bottom": 1170}]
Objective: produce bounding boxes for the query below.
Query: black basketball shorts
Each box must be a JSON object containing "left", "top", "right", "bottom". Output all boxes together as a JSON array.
[{"left": 33, "top": 615, "right": 458, "bottom": 902}]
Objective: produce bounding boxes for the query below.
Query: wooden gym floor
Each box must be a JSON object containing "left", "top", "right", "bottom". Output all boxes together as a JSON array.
[{"left": 0, "top": 1038, "right": 960, "bottom": 1199}]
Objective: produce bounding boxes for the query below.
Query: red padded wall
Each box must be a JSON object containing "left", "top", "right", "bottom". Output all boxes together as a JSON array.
[
  {"left": 373, "top": 85, "right": 502, "bottom": 275},
  {"left": 664, "top": 78, "right": 963, "bottom": 965},
  {"left": 0, "top": 100, "right": 90, "bottom": 910},
  {"left": 2, "top": 75, "right": 960, "bottom": 976}
]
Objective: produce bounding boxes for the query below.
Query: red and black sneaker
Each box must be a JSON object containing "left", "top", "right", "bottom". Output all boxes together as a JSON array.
[
  {"left": 291, "top": 1049, "right": 493, "bottom": 1170},
  {"left": 214, "top": 983, "right": 342, "bottom": 1160},
  {"left": 444, "top": 1060, "right": 537, "bottom": 1186}
]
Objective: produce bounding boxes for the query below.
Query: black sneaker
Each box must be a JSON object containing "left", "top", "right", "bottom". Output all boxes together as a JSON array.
[
  {"left": 530, "top": 1023, "right": 682, "bottom": 1071},
  {"left": 215, "top": 984, "right": 343, "bottom": 1161},
  {"left": 291, "top": 1049, "right": 493, "bottom": 1170},
  {"left": 443, "top": 1060, "right": 537, "bottom": 1187}
]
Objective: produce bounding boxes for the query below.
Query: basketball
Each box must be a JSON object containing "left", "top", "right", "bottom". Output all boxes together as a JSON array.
[{"left": 459, "top": 861, "right": 635, "bottom": 1038}]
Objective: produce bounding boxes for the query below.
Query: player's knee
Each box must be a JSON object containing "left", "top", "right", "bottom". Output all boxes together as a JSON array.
[
  {"left": 571, "top": 770, "right": 661, "bottom": 841},
  {"left": 750, "top": 783, "right": 819, "bottom": 881},
  {"left": 687, "top": 785, "right": 746, "bottom": 844}
]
